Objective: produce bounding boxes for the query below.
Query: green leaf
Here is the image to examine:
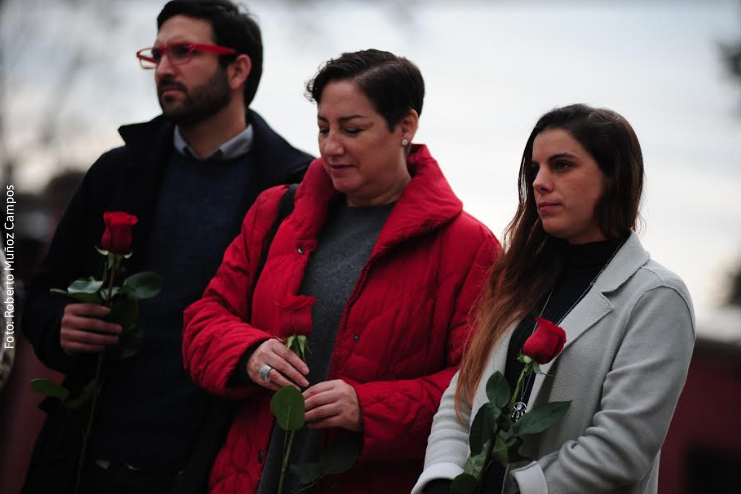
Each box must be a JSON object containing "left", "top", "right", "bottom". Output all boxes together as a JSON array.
[
  {"left": 485, "top": 372, "right": 511, "bottom": 410},
  {"left": 66, "top": 380, "right": 96, "bottom": 410},
  {"left": 291, "top": 435, "right": 362, "bottom": 486},
  {"left": 117, "top": 285, "right": 133, "bottom": 297},
  {"left": 290, "top": 461, "right": 324, "bottom": 487},
  {"left": 462, "top": 449, "right": 488, "bottom": 479},
  {"left": 112, "top": 327, "right": 145, "bottom": 360},
  {"left": 497, "top": 409, "right": 512, "bottom": 432},
  {"left": 105, "top": 298, "right": 143, "bottom": 359},
  {"left": 69, "top": 292, "right": 105, "bottom": 304},
  {"left": 107, "top": 254, "right": 122, "bottom": 270},
  {"left": 512, "top": 401, "right": 571, "bottom": 436},
  {"left": 491, "top": 433, "right": 508, "bottom": 465},
  {"left": 451, "top": 473, "right": 480, "bottom": 494},
  {"left": 67, "top": 277, "right": 104, "bottom": 294},
  {"left": 297, "top": 335, "right": 307, "bottom": 361},
  {"left": 95, "top": 246, "right": 109, "bottom": 256},
  {"left": 285, "top": 335, "right": 308, "bottom": 361},
  {"left": 106, "top": 297, "right": 139, "bottom": 331},
  {"left": 285, "top": 335, "right": 296, "bottom": 352},
  {"left": 122, "top": 272, "right": 163, "bottom": 299},
  {"left": 504, "top": 433, "right": 521, "bottom": 450},
  {"left": 319, "top": 436, "right": 361, "bottom": 474},
  {"left": 469, "top": 403, "right": 500, "bottom": 456},
  {"left": 270, "top": 385, "right": 305, "bottom": 431},
  {"left": 30, "top": 379, "right": 70, "bottom": 401},
  {"left": 50, "top": 288, "right": 103, "bottom": 304},
  {"left": 508, "top": 447, "right": 530, "bottom": 464}
]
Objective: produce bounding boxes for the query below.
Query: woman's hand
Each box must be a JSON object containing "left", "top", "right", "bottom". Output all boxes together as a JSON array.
[
  {"left": 247, "top": 338, "right": 309, "bottom": 391},
  {"left": 303, "top": 379, "right": 363, "bottom": 432}
]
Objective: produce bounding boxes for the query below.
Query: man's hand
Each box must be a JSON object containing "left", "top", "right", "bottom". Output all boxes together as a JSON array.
[
  {"left": 60, "top": 303, "right": 122, "bottom": 356},
  {"left": 304, "top": 379, "right": 363, "bottom": 432},
  {"left": 247, "top": 338, "right": 310, "bottom": 391}
]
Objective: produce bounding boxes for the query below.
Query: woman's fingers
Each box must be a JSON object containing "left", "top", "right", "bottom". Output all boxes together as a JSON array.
[
  {"left": 247, "top": 338, "right": 310, "bottom": 389},
  {"left": 266, "top": 352, "right": 309, "bottom": 388},
  {"left": 303, "top": 380, "right": 363, "bottom": 431},
  {"left": 306, "top": 409, "right": 343, "bottom": 429},
  {"left": 303, "top": 382, "right": 336, "bottom": 410},
  {"left": 262, "top": 368, "right": 298, "bottom": 391}
]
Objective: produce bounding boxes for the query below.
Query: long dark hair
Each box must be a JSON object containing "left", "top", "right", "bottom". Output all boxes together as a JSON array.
[{"left": 456, "top": 104, "right": 645, "bottom": 412}]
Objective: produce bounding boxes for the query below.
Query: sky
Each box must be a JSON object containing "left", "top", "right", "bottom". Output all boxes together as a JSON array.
[{"left": 2, "top": 0, "right": 741, "bottom": 339}]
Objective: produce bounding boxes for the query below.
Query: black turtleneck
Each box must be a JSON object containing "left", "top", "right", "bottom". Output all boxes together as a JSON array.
[{"left": 424, "top": 237, "right": 625, "bottom": 494}]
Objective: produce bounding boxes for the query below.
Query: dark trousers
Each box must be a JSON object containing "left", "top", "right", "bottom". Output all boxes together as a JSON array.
[{"left": 81, "top": 460, "right": 180, "bottom": 494}]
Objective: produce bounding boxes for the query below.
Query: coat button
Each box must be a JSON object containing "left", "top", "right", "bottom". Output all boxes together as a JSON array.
[
  {"left": 353, "top": 334, "right": 359, "bottom": 341},
  {"left": 298, "top": 247, "right": 304, "bottom": 255},
  {"left": 258, "top": 450, "right": 265, "bottom": 463}
]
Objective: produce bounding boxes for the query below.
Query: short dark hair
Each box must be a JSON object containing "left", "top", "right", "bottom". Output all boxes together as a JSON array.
[
  {"left": 157, "top": 0, "right": 263, "bottom": 107},
  {"left": 520, "top": 104, "right": 644, "bottom": 238},
  {"left": 306, "top": 49, "right": 425, "bottom": 130}
]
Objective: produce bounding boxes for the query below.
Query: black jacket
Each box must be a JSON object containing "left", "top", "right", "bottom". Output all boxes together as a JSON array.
[{"left": 21, "top": 111, "right": 312, "bottom": 493}]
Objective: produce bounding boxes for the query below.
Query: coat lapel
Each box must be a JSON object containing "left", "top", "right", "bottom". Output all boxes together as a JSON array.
[
  {"left": 526, "top": 231, "right": 650, "bottom": 407},
  {"left": 527, "top": 291, "right": 613, "bottom": 405},
  {"left": 115, "top": 116, "right": 174, "bottom": 272},
  {"left": 472, "top": 326, "right": 515, "bottom": 415}
]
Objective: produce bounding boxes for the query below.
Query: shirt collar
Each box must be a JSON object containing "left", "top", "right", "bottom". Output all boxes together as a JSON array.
[{"left": 173, "top": 124, "right": 254, "bottom": 160}]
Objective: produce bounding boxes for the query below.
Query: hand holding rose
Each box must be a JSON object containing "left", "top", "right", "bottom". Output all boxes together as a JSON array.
[
  {"left": 60, "top": 304, "right": 122, "bottom": 356},
  {"left": 304, "top": 379, "right": 363, "bottom": 432},
  {"left": 247, "top": 339, "right": 309, "bottom": 391},
  {"left": 451, "top": 317, "right": 571, "bottom": 492},
  {"left": 58, "top": 211, "right": 138, "bottom": 356}
]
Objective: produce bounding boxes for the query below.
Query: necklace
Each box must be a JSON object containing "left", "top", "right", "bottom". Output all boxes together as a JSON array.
[{"left": 511, "top": 238, "right": 625, "bottom": 422}]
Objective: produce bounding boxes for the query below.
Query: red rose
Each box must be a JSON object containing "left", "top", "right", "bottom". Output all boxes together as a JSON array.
[
  {"left": 101, "top": 212, "right": 138, "bottom": 254},
  {"left": 523, "top": 317, "right": 566, "bottom": 364},
  {"left": 277, "top": 295, "right": 316, "bottom": 336}
]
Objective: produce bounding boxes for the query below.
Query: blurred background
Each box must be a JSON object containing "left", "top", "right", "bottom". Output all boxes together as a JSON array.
[{"left": 0, "top": 0, "right": 740, "bottom": 492}]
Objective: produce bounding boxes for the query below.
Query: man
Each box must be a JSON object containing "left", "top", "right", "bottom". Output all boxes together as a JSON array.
[{"left": 21, "top": 1, "right": 312, "bottom": 493}]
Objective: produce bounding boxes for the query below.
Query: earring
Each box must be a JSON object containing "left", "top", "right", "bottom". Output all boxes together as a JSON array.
[{"left": 401, "top": 138, "right": 409, "bottom": 146}]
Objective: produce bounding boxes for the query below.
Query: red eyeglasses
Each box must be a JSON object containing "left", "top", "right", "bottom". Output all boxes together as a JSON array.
[{"left": 136, "top": 42, "right": 237, "bottom": 69}]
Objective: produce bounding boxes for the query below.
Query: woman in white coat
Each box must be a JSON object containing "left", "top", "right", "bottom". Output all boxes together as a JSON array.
[{"left": 414, "top": 104, "right": 695, "bottom": 494}]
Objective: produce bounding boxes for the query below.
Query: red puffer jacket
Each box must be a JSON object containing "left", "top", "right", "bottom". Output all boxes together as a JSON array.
[{"left": 183, "top": 144, "right": 500, "bottom": 494}]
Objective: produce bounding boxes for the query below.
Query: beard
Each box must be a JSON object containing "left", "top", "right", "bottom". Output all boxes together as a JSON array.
[{"left": 157, "top": 67, "right": 232, "bottom": 127}]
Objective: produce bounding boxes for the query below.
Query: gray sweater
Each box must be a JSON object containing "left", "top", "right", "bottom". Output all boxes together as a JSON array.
[{"left": 258, "top": 201, "right": 394, "bottom": 494}]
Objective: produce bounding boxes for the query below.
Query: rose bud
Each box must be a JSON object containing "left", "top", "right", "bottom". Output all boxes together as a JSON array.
[
  {"left": 101, "top": 211, "right": 138, "bottom": 254},
  {"left": 276, "top": 295, "right": 316, "bottom": 337},
  {"left": 523, "top": 317, "right": 566, "bottom": 364}
]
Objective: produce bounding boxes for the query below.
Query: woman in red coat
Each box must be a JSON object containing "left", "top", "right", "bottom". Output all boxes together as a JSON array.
[{"left": 182, "top": 49, "right": 500, "bottom": 494}]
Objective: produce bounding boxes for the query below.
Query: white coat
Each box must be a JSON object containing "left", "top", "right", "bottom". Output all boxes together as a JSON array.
[{"left": 414, "top": 231, "right": 695, "bottom": 494}]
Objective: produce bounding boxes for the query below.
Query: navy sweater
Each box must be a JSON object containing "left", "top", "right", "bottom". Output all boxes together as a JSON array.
[{"left": 90, "top": 151, "right": 255, "bottom": 469}]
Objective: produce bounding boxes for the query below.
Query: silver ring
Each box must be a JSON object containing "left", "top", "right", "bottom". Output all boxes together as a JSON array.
[{"left": 258, "top": 364, "right": 272, "bottom": 382}]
